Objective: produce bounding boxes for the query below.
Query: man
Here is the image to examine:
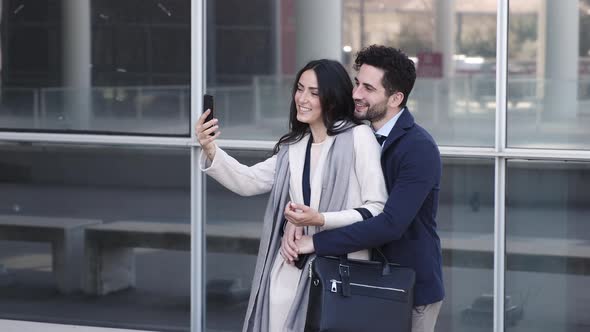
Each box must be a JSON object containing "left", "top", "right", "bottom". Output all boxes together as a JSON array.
[{"left": 282, "top": 45, "right": 444, "bottom": 332}]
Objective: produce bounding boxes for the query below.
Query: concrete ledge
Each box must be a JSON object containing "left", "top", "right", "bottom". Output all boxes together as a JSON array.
[
  {"left": 206, "top": 222, "right": 590, "bottom": 275},
  {"left": 0, "top": 319, "right": 155, "bottom": 332}
]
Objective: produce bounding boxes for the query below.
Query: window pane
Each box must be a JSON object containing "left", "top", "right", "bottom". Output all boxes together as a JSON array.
[
  {"left": 205, "top": 149, "right": 270, "bottom": 331},
  {"left": 0, "top": 143, "right": 190, "bottom": 331},
  {"left": 437, "top": 158, "right": 494, "bottom": 332},
  {"left": 206, "top": 0, "right": 289, "bottom": 140},
  {"left": 204, "top": 153, "right": 495, "bottom": 332},
  {"left": 207, "top": 0, "right": 497, "bottom": 146},
  {"left": 508, "top": 1, "right": 590, "bottom": 149},
  {"left": 506, "top": 160, "right": 590, "bottom": 331},
  {"left": 0, "top": 0, "right": 190, "bottom": 135},
  {"left": 343, "top": 0, "right": 497, "bottom": 147}
]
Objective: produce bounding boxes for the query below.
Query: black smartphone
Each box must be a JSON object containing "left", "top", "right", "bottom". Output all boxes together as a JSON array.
[{"left": 203, "top": 94, "right": 215, "bottom": 136}]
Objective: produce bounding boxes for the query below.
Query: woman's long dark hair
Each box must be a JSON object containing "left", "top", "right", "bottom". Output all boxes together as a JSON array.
[{"left": 272, "top": 59, "right": 359, "bottom": 155}]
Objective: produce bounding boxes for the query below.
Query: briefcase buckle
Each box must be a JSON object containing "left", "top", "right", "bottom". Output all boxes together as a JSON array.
[{"left": 338, "top": 264, "right": 350, "bottom": 277}]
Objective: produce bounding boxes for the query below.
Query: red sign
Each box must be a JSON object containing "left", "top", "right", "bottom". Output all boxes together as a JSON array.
[{"left": 417, "top": 52, "right": 443, "bottom": 78}]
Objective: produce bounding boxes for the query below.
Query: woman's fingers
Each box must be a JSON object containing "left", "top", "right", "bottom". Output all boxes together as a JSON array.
[{"left": 198, "top": 126, "right": 220, "bottom": 147}]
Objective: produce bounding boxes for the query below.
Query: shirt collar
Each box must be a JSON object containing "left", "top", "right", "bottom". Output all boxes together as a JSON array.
[{"left": 374, "top": 107, "right": 405, "bottom": 137}]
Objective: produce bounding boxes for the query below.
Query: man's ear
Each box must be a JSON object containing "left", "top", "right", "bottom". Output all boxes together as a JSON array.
[{"left": 387, "top": 92, "right": 404, "bottom": 109}]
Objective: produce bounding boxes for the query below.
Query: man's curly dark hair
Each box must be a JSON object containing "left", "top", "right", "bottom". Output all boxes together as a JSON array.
[{"left": 354, "top": 45, "right": 416, "bottom": 107}]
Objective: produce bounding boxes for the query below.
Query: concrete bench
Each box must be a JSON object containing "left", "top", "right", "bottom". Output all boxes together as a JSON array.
[
  {"left": 0, "top": 215, "right": 102, "bottom": 293},
  {"left": 84, "top": 220, "right": 261, "bottom": 295},
  {"left": 84, "top": 221, "right": 190, "bottom": 295}
]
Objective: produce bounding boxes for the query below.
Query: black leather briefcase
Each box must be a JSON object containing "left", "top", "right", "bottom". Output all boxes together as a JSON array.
[{"left": 305, "top": 255, "right": 415, "bottom": 332}]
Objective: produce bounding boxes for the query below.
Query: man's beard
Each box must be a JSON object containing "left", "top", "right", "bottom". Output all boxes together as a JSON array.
[{"left": 355, "top": 99, "right": 388, "bottom": 123}]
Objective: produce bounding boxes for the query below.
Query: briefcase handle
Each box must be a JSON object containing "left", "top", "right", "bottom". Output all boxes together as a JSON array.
[
  {"left": 338, "top": 248, "right": 392, "bottom": 275},
  {"left": 336, "top": 249, "right": 391, "bottom": 297}
]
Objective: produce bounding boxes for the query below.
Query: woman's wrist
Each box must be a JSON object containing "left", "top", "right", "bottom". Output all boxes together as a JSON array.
[{"left": 205, "top": 145, "right": 217, "bottom": 161}]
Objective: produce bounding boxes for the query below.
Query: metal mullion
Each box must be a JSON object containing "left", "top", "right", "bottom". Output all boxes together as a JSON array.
[
  {"left": 208, "top": 141, "right": 590, "bottom": 163},
  {"left": 190, "top": 0, "right": 205, "bottom": 331},
  {"left": 494, "top": 155, "right": 507, "bottom": 332},
  {"left": 495, "top": 1, "right": 509, "bottom": 332},
  {"left": 210, "top": 139, "right": 275, "bottom": 150},
  {"left": 500, "top": 148, "right": 590, "bottom": 161},
  {"left": 0, "top": 132, "right": 192, "bottom": 147}
]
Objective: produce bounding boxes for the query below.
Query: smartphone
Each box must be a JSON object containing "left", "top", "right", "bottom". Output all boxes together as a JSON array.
[{"left": 203, "top": 94, "right": 215, "bottom": 136}]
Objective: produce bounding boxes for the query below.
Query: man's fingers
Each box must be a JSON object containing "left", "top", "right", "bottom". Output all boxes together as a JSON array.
[
  {"left": 282, "top": 244, "right": 297, "bottom": 262},
  {"left": 284, "top": 243, "right": 298, "bottom": 259},
  {"left": 281, "top": 225, "right": 299, "bottom": 261},
  {"left": 287, "top": 231, "right": 299, "bottom": 253},
  {"left": 295, "top": 226, "right": 303, "bottom": 240}
]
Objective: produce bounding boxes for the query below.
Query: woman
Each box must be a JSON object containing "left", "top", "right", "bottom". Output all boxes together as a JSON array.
[{"left": 196, "top": 59, "right": 387, "bottom": 332}]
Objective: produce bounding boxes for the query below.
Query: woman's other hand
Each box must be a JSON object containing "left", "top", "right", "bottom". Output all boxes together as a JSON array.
[
  {"left": 280, "top": 222, "right": 303, "bottom": 264},
  {"left": 284, "top": 202, "right": 325, "bottom": 227},
  {"left": 196, "top": 109, "right": 220, "bottom": 161}
]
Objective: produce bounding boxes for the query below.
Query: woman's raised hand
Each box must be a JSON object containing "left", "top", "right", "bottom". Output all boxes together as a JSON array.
[{"left": 196, "top": 109, "right": 220, "bottom": 161}]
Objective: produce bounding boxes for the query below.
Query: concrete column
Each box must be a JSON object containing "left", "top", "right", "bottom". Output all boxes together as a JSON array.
[
  {"left": 434, "top": 0, "right": 455, "bottom": 79},
  {"left": 537, "top": 0, "right": 579, "bottom": 119},
  {"left": 433, "top": 0, "right": 455, "bottom": 127},
  {"left": 63, "top": 0, "right": 92, "bottom": 129},
  {"left": 295, "top": 0, "right": 342, "bottom": 69}
]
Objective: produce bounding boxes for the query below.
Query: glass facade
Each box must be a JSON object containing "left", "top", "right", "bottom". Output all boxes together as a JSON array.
[
  {"left": 505, "top": 160, "right": 590, "bottom": 331},
  {"left": 0, "top": 1, "right": 588, "bottom": 332},
  {"left": 0, "top": 143, "right": 190, "bottom": 331}
]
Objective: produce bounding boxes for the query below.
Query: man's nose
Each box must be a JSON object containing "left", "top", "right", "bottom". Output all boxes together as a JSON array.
[{"left": 352, "top": 86, "right": 363, "bottom": 100}]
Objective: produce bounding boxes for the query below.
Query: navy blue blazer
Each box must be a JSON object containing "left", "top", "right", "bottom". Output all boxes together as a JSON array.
[{"left": 313, "top": 109, "right": 444, "bottom": 306}]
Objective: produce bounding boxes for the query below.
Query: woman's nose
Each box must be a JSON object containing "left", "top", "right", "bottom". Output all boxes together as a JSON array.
[{"left": 298, "top": 90, "right": 309, "bottom": 103}]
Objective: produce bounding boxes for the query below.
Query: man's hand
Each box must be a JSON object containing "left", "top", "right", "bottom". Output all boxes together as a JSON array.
[
  {"left": 284, "top": 202, "right": 325, "bottom": 227},
  {"left": 295, "top": 235, "right": 315, "bottom": 255},
  {"left": 280, "top": 222, "right": 303, "bottom": 264}
]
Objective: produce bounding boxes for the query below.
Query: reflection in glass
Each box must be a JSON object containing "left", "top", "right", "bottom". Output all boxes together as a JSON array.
[
  {"left": 506, "top": 160, "right": 590, "bottom": 331},
  {"left": 0, "top": 1, "right": 190, "bottom": 135},
  {"left": 437, "top": 158, "right": 494, "bottom": 332},
  {"left": 206, "top": 0, "right": 498, "bottom": 146},
  {"left": 0, "top": 143, "right": 190, "bottom": 331},
  {"left": 205, "top": 149, "right": 270, "bottom": 332},
  {"left": 343, "top": 0, "right": 497, "bottom": 147},
  {"left": 508, "top": 1, "right": 590, "bottom": 149}
]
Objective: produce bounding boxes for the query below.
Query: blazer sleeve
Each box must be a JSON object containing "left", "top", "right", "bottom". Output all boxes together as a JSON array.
[
  {"left": 313, "top": 138, "right": 440, "bottom": 255},
  {"left": 199, "top": 145, "right": 276, "bottom": 196},
  {"left": 321, "top": 125, "right": 388, "bottom": 230}
]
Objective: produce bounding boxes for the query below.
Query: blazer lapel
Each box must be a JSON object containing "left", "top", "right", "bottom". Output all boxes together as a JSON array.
[{"left": 381, "top": 109, "right": 415, "bottom": 155}]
